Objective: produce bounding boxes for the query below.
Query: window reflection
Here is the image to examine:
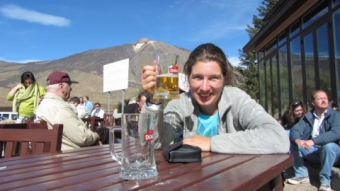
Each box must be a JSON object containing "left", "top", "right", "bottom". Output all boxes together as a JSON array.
[
  {"left": 279, "top": 31, "right": 287, "bottom": 46},
  {"left": 272, "top": 55, "right": 279, "bottom": 118},
  {"left": 290, "top": 37, "right": 303, "bottom": 100},
  {"left": 334, "top": 9, "right": 340, "bottom": 105},
  {"left": 279, "top": 45, "right": 289, "bottom": 115},
  {"left": 303, "top": 1, "right": 328, "bottom": 29},
  {"left": 317, "top": 23, "right": 331, "bottom": 96},
  {"left": 259, "top": 61, "right": 266, "bottom": 107},
  {"left": 304, "top": 33, "right": 315, "bottom": 102},
  {"left": 258, "top": 49, "right": 265, "bottom": 61},
  {"left": 290, "top": 21, "right": 300, "bottom": 38},
  {"left": 333, "top": 0, "right": 340, "bottom": 7},
  {"left": 266, "top": 60, "right": 272, "bottom": 115},
  {"left": 265, "top": 39, "right": 277, "bottom": 55}
]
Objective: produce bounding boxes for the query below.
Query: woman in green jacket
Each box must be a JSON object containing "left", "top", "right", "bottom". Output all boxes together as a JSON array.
[{"left": 6, "top": 71, "right": 46, "bottom": 121}]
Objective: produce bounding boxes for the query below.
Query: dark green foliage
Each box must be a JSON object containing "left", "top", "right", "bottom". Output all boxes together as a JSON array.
[
  {"left": 235, "top": 63, "right": 258, "bottom": 99},
  {"left": 236, "top": 0, "right": 278, "bottom": 100}
]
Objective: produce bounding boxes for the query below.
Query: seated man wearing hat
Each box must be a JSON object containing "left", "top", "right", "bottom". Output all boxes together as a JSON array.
[{"left": 35, "top": 71, "right": 101, "bottom": 150}]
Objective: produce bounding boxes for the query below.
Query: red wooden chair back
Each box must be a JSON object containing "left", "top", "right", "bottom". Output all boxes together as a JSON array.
[{"left": 0, "top": 124, "right": 63, "bottom": 158}]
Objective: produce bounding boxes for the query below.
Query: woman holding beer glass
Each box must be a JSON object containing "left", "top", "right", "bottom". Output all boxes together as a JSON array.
[{"left": 141, "top": 43, "right": 289, "bottom": 154}]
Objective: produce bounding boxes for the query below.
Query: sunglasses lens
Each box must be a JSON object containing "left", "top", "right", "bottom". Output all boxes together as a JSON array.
[{"left": 292, "top": 102, "right": 302, "bottom": 108}]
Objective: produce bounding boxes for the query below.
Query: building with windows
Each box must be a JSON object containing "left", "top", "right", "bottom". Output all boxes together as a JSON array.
[{"left": 243, "top": 0, "right": 340, "bottom": 118}]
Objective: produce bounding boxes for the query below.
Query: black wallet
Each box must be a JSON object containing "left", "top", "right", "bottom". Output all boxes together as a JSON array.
[{"left": 163, "top": 141, "right": 202, "bottom": 163}]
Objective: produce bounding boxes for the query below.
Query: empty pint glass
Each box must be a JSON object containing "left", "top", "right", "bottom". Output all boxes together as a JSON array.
[
  {"left": 109, "top": 113, "right": 158, "bottom": 180},
  {"left": 153, "top": 53, "right": 180, "bottom": 99}
]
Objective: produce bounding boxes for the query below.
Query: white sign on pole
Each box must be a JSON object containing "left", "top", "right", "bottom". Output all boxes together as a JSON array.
[{"left": 103, "top": 58, "right": 129, "bottom": 92}]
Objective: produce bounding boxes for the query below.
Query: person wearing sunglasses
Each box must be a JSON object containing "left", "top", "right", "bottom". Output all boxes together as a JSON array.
[
  {"left": 287, "top": 90, "right": 340, "bottom": 191},
  {"left": 91, "top": 103, "right": 105, "bottom": 118},
  {"left": 280, "top": 100, "right": 307, "bottom": 133}
]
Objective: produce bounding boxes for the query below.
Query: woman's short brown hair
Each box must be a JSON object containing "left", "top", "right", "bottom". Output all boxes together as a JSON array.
[{"left": 183, "top": 43, "right": 234, "bottom": 85}]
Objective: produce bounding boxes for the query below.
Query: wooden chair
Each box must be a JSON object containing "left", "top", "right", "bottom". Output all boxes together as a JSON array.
[
  {"left": 88, "top": 116, "right": 105, "bottom": 131},
  {"left": 0, "top": 121, "right": 51, "bottom": 156},
  {"left": 26, "top": 119, "right": 48, "bottom": 129},
  {"left": 0, "top": 123, "right": 30, "bottom": 157},
  {"left": 103, "top": 114, "right": 114, "bottom": 126},
  {"left": 113, "top": 113, "right": 122, "bottom": 126},
  {"left": 0, "top": 124, "right": 63, "bottom": 158}
]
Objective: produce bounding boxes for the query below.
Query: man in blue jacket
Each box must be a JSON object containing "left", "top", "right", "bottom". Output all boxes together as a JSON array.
[{"left": 287, "top": 90, "right": 340, "bottom": 191}]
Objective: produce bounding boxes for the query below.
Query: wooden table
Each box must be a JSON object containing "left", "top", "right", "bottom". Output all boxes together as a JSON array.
[
  {"left": 81, "top": 117, "right": 105, "bottom": 131},
  {"left": 0, "top": 145, "right": 293, "bottom": 190}
]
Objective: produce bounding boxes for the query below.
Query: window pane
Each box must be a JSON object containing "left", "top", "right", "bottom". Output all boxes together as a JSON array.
[
  {"left": 333, "top": 0, "right": 340, "bottom": 7},
  {"left": 290, "top": 21, "right": 300, "bottom": 38},
  {"left": 303, "top": 1, "right": 328, "bottom": 29},
  {"left": 334, "top": 9, "right": 340, "bottom": 106},
  {"left": 272, "top": 55, "right": 279, "bottom": 118},
  {"left": 290, "top": 37, "right": 303, "bottom": 100},
  {"left": 279, "top": 45, "right": 289, "bottom": 115},
  {"left": 265, "top": 39, "right": 277, "bottom": 55},
  {"left": 266, "top": 61, "right": 272, "bottom": 115},
  {"left": 317, "top": 23, "right": 331, "bottom": 96},
  {"left": 259, "top": 61, "right": 266, "bottom": 107},
  {"left": 304, "top": 33, "right": 315, "bottom": 102},
  {"left": 258, "top": 49, "right": 265, "bottom": 61},
  {"left": 279, "top": 31, "right": 287, "bottom": 46}
]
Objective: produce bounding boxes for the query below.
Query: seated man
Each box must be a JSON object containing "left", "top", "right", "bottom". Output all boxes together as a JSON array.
[
  {"left": 124, "top": 92, "right": 148, "bottom": 113},
  {"left": 35, "top": 71, "right": 100, "bottom": 150},
  {"left": 91, "top": 102, "right": 105, "bottom": 118},
  {"left": 69, "top": 96, "right": 86, "bottom": 118},
  {"left": 287, "top": 90, "right": 340, "bottom": 191}
]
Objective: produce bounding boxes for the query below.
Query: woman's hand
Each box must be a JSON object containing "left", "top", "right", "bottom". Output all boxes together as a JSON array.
[
  {"left": 141, "top": 65, "right": 157, "bottom": 97},
  {"left": 8, "top": 83, "right": 23, "bottom": 96},
  {"left": 183, "top": 135, "right": 211, "bottom": 151},
  {"left": 14, "top": 83, "right": 23, "bottom": 90}
]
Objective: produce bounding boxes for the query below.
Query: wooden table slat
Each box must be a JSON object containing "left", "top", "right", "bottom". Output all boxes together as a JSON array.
[
  {"left": 180, "top": 155, "right": 292, "bottom": 191},
  {"left": 98, "top": 155, "right": 257, "bottom": 191}
]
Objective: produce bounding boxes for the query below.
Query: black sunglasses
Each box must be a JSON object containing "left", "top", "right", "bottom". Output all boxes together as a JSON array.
[{"left": 292, "top": 101, "right": 302, "bottom": 108}]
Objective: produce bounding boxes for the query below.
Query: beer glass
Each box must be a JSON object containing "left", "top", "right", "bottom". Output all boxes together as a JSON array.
[
  {"left": 109, "top": 113, "right": 158, "bottom": 180},
  {"left": 153, "top": 53, "right": 180, "bottom": 99}
]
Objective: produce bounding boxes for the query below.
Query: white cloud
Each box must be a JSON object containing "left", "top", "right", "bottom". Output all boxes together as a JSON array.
[
  {"left": 228, "top": 56, "right": 240, "bottom": 66},
  {"left": 0, "top": 5, "right": 70, "bottom": 27},
  {"left": 0, "top": 57, "right": 40, "bottom": 64}
]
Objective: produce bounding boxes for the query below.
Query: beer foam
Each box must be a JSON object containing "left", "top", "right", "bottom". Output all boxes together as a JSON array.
[{"left": 156, "top": 74, "right": 178, "bottom": 77}]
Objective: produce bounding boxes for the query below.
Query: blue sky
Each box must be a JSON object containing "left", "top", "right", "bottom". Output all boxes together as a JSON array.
[{"left": 0, "top": 0, "right": 262, "bottom": 66}]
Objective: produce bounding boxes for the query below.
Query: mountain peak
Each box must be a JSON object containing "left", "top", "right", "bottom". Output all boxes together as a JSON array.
[
  {"left": 133, "top": 38, "right": 154, "bottom": 52},
  {"left": 135, "top": 38, "right": 150, "bottom": 44}
]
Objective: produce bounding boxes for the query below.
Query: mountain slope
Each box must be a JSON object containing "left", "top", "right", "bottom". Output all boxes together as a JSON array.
[{"left": 0, "top": 38, "right": 191, "bottom": 111}]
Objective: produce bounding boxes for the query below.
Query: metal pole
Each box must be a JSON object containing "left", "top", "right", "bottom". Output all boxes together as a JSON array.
[
  {"left": 121, "top": 89, "right": 125, "bottom": 113},
  {"left": 107, "top": 91, "right": 110, "bottom": 114}
]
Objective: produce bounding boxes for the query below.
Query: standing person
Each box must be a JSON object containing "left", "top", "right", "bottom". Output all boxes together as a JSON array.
[
  {"left": 280, "top": 100, "right": 307, "bottom": 136},
  {"left": 6, "top": 71, "right": 46, "bottom": 122},
  {"left": 83, "top": 96, "right": 93, "bottom": 116},
  {"left": 35, "top": 71, "right": 100, "bottom": 150},
  {"left": 287, "top": 90, "right": 340, "bottom": 191},
  {"left": 91, "top": 102, "right": 105, "bottom": 118},
  {"left": 141, "top": 43, "right": 289, "bottom": 153},
  {"left": 79, "top": 97, "right": 84, "bottom": 106},
  {"left": 124, "top": 92, "right": 148, "bottom": 113},
  {"left": 69, "top": 96, "right": 86, "bottom": 118}
]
